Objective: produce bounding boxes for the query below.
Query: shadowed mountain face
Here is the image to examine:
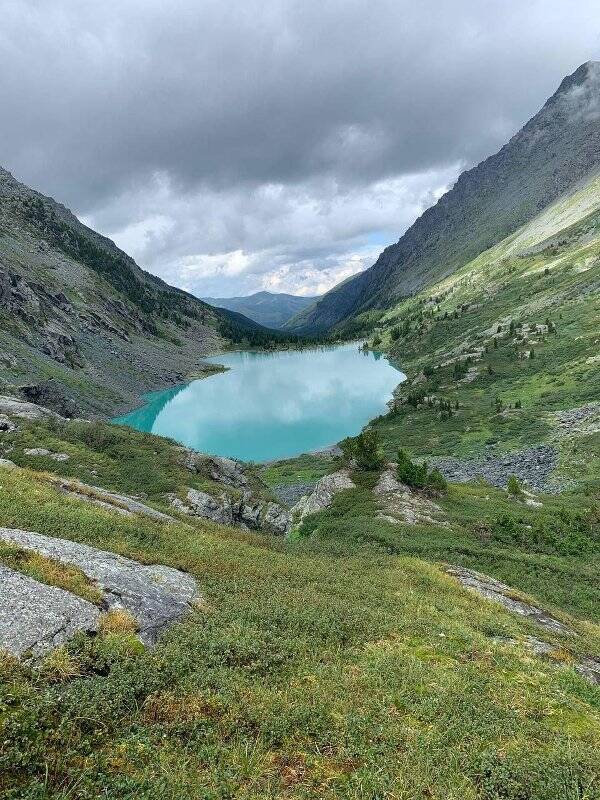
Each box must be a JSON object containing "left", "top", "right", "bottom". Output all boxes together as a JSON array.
[
  {"left": 0, "top": 167, "right": 266, "bottom": 416},
  {"left": 287, "top": 62, "right": 600, "bottom": 333},
  {"left": 203, "top": 291, "right": 320, "bottom": 329}
]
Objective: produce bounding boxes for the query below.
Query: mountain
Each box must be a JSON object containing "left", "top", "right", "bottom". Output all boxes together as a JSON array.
[
  {"left": 287, "top": 61, "right": 600, "bottom": 332},
  {"left": 0, "top": 167, "right": 271, "bottom": 417},
  {"left": 203, "top": 291, "right": 320, "bottom": 328}
]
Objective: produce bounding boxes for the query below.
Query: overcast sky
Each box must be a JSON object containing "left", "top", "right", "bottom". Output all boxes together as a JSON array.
[{"left": 2, "top": 1, "right": 600, "bottom": 297}]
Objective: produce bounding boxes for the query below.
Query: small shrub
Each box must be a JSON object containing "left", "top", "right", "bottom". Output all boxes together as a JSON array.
[
  {"left": 426, "top": 467, "right": 448, "bottom": 492},
  {"left": 340, "top": 429, "right": 383, "bottom": 471},
  {"left": 396, "top": 449, "right": 447, "bottom": 493},
  {"left": 507, "top": 475, "right": 523, "bottom": 497}
]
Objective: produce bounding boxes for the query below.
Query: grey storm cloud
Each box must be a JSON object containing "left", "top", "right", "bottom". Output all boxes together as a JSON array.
[{"left": 1, "top": 0, "right": 600, "bottom": 295}]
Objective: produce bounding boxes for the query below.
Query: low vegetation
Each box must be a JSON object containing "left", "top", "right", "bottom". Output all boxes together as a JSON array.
[
  {"left": 0, "top": 462, "right": 599, "bottom": 799},
  {"left": 396, "top": 448, "right": 448, "bottom": 491}
]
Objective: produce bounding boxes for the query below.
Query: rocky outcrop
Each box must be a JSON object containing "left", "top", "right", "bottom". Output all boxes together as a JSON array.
[
  {"left": 0, "top": 564, "right": 100, "bottom": 658},
  {"left": 56, "top": 478, "right": 176, "bottom": 523},
  {"left": 179, "top": 449, "right": 248, "bottom": 487},
  {"left": 169, "top": 488, "right": 291, "bottom": 535},
  {"left": 374, "top": 466, "right": 448, "bottom": 526},
  {"left": 0, "top": 395, "right": 62, "bottom": 421},
  {"left": 20, "top": 381, "right": 80, "bottom": 418},
  {"left": 172, "top": 447, "right": 291, "bottom": 534},
  {"left": 290, "top": 470, "right": 355, "bottom": 524},
  {"left": 445, "top": 566, "right": 573, "bottom": 635},
  {"left": 0, "top": 414, "right": 17, "bottom": 432},
  {"left": 0, "top": 528, "right": 200, "bottom": 646}
]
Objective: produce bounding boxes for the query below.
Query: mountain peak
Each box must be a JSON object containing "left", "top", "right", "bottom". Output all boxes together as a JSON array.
[{"left": 545, "top": 61, "right": 600, "bottom": 117}]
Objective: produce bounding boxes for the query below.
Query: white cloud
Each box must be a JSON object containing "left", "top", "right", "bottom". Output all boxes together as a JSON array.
[{"left": 2, "top": 0, "right": 599, "bottom": 296}]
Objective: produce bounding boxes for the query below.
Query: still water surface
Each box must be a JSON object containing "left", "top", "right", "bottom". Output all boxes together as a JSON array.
[{"left": 114, "top": 343, "right": 404, "bottom": 462}]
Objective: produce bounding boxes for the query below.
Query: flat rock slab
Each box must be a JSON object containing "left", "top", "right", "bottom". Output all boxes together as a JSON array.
[
  {"left": 56, "top": 479, "right": 176, "bottom": 523},
  {"left": 446, "top": 565, "right": 573, "bottom": 636},
  {"left": 0, "top": 564, "right": 99, "bottom": 657},
  {"left": 0, "top": 528, "right": 200, "bottom": 645}
]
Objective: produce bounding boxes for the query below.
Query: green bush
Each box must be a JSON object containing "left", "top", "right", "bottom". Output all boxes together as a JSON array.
[
  {"left": 340, "top": 429, "right": 383, "bottom": 471},
  {"left": 506, "top": 474, "right": 523, "bottom": 497},
  {"left": 396, "top": 449, "right": 447, "bottom": 492}
]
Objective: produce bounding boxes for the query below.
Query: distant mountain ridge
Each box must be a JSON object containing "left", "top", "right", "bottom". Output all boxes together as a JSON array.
[
  {"left": 204, "top": 290, "right": 320, "bottom": 328},
  {"left": 0, "top": 167, "right": 268, "bottom": 416},
  {"left": 286, "top": 61, "right": 600, "bottom": 332}
]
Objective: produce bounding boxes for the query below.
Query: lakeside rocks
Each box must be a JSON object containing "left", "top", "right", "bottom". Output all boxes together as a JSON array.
[{"left": 0, "top": 528, "right": 200, "bottom": 649}]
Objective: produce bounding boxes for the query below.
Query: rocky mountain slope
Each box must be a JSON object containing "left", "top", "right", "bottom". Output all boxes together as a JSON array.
[
  {"left": 203, "top": 290, "right": 320, "bottom": 328},
  {"left": 0, "top": 167, "right": 270, "bottom": 417},
  {"left": 287, "top": 61, "right": 600, "bottom": 332}
]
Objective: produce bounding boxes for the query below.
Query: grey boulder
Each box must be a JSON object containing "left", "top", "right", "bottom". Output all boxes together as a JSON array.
[
  {"left": 0, "top": 564, "right": 99, "bottom": 658},
  {"left": 0, "top": 528, "right": 200, "bottom": 645},
  {"left": 291, "top": 470, "right": 355, "bottom": 524}
]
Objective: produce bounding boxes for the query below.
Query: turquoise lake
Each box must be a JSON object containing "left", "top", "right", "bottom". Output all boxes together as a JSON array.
[{"left": 114, "top": 343, "right": 404, "bottom": 462}]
